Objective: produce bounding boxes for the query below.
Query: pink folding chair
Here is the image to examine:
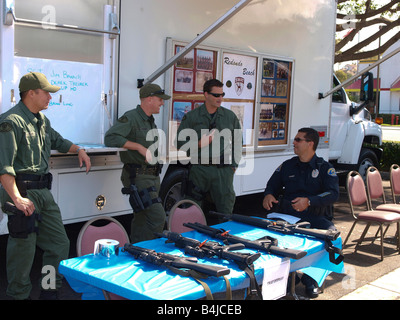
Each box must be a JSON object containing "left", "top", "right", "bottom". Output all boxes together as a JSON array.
[
  {"left": 390, "top": 164, "right": 400, "bottom": 204},
  {"left": 76, "top": 216, "right": 130, "bottom": 300},
  {"left": 366, "top": 166, "right": 400, "bottom": 214},
  {"left": 167, "top": 199, "right": 207, "bottom": 233},
  {"left": 344, "top": 171, "right": 400, "bottom": 261}
]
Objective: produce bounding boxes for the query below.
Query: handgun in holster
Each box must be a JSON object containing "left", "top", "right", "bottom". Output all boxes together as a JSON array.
[
  {"left": 122, "top": 184, "right": 145, "bottom": 213},
  {"left": 3, "top": 202, "right": 42, "bottom": 239}
]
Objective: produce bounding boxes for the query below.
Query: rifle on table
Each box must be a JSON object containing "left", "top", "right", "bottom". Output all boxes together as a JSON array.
[
  {"left": 122, "top": 243, "right": 230, "bottom": 278},
  {"left": 155, "top": 230, "right": 263, "bottom": 299},
  {"left": 183, "top": 222, "right": 307, "bottom": 260},
  {"left": 156, "top": 230, "right": 260, "bottom": 265},
  {"left": 209, "top": 211, "right": 344, "bottom": 265},
  {"left": 209, "top": 211, "right": 340, "bottom": 241}
]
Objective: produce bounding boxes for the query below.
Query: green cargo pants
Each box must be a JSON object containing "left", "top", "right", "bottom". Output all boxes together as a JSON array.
[
  {"left": 187, "top": 164, "right": 236, "bottom": 214},
  {"left": 1, "top": 188, "right": 70, "bottom": 300},
  {"left": 121, "top": 168, "right": 165, "bottom": 243}
]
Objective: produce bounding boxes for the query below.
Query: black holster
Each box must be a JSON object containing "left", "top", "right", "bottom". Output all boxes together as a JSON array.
[{"left": 3, "top": 202, "right": 42, "bottom": 239}]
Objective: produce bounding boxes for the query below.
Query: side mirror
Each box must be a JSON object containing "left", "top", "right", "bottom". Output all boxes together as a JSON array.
[{"left": 360, "top": 72, "right": 374, "bottom": 102}]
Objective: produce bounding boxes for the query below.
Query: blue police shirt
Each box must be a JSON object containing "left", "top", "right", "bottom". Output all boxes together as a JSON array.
[{"left": 264, "top": 154, "right": 339, "bottom": 217}]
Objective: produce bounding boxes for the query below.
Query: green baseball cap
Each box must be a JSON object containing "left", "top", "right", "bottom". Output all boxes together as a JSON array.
[
  {"left": 19, "top": 72, "right": 60, "bottom": 93},
  {"left": 139, "top": 83, "right": 171, "bottom": 100}
]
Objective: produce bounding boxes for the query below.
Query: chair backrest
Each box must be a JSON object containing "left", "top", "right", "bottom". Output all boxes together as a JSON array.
[
  {"left": 167, "top": 199, "right": 207, "bottom": 233},
  {"left": 390, "top": 164, "right": 400, "bottom": 203},
  {"left": 346, "top": 171, "right": 370, "bottom": 219},
  {"left": 76, "top": 216, "right": 130, "bottom": 256},
  {"left": 366, "top": 166, "right": 386, "bottom": 208}
]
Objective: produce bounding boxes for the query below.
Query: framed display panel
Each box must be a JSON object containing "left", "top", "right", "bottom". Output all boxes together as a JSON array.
[
  {"left": 165, "top": 39, "right": 294, "bottom": 155},
  {"left": 258, "top": 58, "right": 293, "bottom": 146}
]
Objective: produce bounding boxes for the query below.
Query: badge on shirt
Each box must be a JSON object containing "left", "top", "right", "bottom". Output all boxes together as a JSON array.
[{"left": 312, "top": 169, "right": 319, "bottom": 178}]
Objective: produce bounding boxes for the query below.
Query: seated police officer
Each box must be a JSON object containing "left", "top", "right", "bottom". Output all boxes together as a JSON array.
[
  {"left": 104, "top": 83, "right": 170, "bottom": 243},
  {"left": 262, "top": 127, "right": 339, "bottom": 298},
  {"left": 0, "top": 72, "right": 91, "bottom": 300}
]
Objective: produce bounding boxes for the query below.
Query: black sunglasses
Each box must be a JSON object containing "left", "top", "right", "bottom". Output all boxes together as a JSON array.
[
  {"left": 294, "top": 137, "right": 311, "bottom": 142},
  {"left": 208, "top": 92, "right": 225, "bottom": 98}
]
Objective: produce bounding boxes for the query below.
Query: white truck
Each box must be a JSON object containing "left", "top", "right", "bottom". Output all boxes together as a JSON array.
[{"left": 0, "top": 0, "right": 384, "bottom": 234}]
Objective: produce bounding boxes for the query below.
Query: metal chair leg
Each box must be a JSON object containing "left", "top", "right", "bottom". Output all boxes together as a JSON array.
[{"left": 344, "top": 220, "right": 358, "bottom": 246}]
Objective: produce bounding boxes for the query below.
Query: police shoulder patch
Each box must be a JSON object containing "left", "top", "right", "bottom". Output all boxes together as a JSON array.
[
  {"left": 0, "top": 122, "right": 12, "bottom": 132},
  {"left": 117, "top": 116, "right": 129, "bottom": 123},
  {"left": 327, "top": 168, "right": 337, "bottom": 177}
]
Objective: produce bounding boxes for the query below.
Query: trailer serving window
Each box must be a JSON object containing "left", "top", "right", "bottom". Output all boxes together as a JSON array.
[
  {"left": 4, "top": 0, "right": 119, "bottom": 146},
  {"left": 166, "top": 40, "right": 293, "bottom": 154}
]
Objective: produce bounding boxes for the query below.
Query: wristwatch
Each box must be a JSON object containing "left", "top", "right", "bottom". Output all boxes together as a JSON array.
[{"left": 77, "top": 147, "right": 86, "bottom": 153}]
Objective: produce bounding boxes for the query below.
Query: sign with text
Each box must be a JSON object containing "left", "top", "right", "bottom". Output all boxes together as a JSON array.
[{"left": 13, "top": 56, "right": 104, "bottom": 144}]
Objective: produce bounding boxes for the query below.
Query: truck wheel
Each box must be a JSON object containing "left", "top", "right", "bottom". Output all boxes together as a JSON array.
[
  {"left": 159, "top": 167, "right": 187, "bottom": 213},
  {"left": 357, "top": 148, "right": 379, "bottom": 181}
]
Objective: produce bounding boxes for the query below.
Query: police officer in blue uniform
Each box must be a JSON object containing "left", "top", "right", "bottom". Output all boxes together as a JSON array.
[
  {"left": 263, "top": 127, "right": 339, "bottom": 297},
  {"left": 263, "top": 127, "right": 339, "bottom": 230}
]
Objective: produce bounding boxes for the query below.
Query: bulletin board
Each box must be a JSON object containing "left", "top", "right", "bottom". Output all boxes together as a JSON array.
[{"left": 258, "top": 59, "right": 292, "bottom": 146}]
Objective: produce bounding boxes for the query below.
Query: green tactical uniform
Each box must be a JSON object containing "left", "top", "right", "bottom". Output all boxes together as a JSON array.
[
  {"left": 104, "top": 105, "right": 165, "bottom": 243},
  {"left": 0, "top": 101, "right": 72, "bottom": 300},
  {"left": 176, "top": 103, "right": 242, "bottom": 214}
]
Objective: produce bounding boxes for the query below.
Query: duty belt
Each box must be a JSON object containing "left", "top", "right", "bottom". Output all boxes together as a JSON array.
[
  {"left": 15, "top": 173, "right": 53, "bottom": 196},
  {"left": 124, "top": 163, "right": 162, "bottom": 176}
]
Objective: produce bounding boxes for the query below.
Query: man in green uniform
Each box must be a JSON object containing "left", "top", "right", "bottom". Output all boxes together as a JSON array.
[
  {"left": 104, "top": 83, "right": 170, "bottom": 243},
  {"left": 0, "top": 72, "right": 91, "bottom": 300},
  {"left": 176, "top": 79, "right": 242, "bottom": 214}
]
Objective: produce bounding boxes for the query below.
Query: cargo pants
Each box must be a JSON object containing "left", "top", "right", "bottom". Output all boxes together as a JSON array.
[
  {"left": 1, "top": 188, "right": 70, "bottom": 300},
  {"left": 121, "top": 168, "right": 165, "bottom": 243},
  {"left": 187, "top": 164, "right": 236, "bottom": 215}
]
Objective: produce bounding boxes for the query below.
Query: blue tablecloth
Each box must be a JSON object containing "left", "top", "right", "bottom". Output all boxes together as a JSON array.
[{"left": 59, "top": 220, "right": 344, "bottom": 300}]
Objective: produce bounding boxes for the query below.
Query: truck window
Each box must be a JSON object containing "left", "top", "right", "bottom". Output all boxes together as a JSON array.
[{"left": 332, "top": 89, "right": 346, "bottom": 104}]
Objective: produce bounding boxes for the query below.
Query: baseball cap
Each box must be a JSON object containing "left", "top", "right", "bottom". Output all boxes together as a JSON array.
[
  {"left": 139, "top": 83, "right": 171, "bottom": 100},
  {"left": 19, "top": 72, "right": 60, "bottom": 93}
]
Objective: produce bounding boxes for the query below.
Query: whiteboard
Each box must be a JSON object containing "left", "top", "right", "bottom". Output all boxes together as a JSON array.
[{"left": 13, "top": 56, "right": 104, "bottom": 145}]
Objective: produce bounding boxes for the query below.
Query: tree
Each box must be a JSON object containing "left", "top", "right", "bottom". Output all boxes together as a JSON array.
[{"left": 335, "top": 0, "right": 400, "bottom": 64}]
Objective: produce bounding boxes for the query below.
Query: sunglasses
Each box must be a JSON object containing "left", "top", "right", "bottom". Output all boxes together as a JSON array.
[
  {"left": 294, "top": 137, "right": 311, "bottom": 142},
  {"left": 208, "top": 92, "right": 225, "bottom": 98}
]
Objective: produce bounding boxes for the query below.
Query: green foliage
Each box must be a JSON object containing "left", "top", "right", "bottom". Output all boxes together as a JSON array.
[{"left": 380, "top": 141, "right": 400, "bottom": 171}]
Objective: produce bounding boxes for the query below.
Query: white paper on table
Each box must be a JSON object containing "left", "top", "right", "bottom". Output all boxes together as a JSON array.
[
  {"left": 266, "top": 213, "right": 301, "bottom": 224},
  {"left": 262, "top": 258, "right": 291, "bottom": 300}
]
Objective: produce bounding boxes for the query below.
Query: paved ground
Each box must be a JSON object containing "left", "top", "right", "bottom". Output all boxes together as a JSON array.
[{"left": 1, "top": 172, "right": 400, "bottom": 300}]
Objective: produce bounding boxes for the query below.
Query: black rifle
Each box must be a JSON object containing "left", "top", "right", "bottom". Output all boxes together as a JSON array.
[
  {"left": 155, "top": 230, "right": 263, "bottom": 299},
  {"left": 209, "top": 211, "right": 340, "bottom": 241},
  {"left": 210, "top": 211, "right": 340, "bottom": 241},
  {"left": 183, "top": 222, "right": 307, "bottom": 260},
  {"left": 209, "top": 211, "right": 344, "bottom": 265},
  {"left": 156, "top": 230, "right": 260, "bottom": 265},
  {"left": 122, "top": 243, "right": 230, "bottom": 278}
]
